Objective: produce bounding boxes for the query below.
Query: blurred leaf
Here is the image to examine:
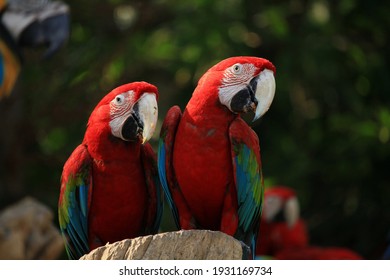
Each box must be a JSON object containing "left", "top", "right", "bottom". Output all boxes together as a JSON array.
[{"left": 39, "top": 127, "right": 68, "bottom": 155}]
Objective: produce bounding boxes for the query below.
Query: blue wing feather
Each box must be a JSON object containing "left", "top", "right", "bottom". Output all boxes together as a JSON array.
[
  {"left": 152, "top": 173, "right": 163, "bottom": 233},
  {"left": 0, "top": 26, "right": 22, "bottom": 99},
  {"left": 141, "top": 143, "right": 164, "bottom": 234},
  {"left": 58, "top": 144, "right": 91, "bottom": 260},
  {"left": 157, "top": 106, "right": 184, "bottom": 230},
  {"left": 158, "top": 137, "right": 180, "bottom": 228},
  {"left": 79, "top": 184, "right": 88, "bottom": 218},
  {"left": 230, "top": 118, "right": 264, "bottom": 259},
  {"left": 61, "top": 180, "right": 90, "bottom": 259},
  {"left": 235, "top": 144, "right": 262, "bottom": 232}
]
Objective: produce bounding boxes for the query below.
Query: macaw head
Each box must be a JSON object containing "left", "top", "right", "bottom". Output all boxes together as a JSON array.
[
  {"left": 197, "top": 56, "right": 276, "bottom": 121},
  {"left": 262, "top": 186, "right": 300, "bottom": 228},
  {"left": 87, "top": 81, "right": 158, "bottom": 144},
  {"left": 1, "top": 0, "right": 70, "bottom": 58}
]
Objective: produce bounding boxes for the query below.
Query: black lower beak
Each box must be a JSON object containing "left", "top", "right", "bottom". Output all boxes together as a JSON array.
[
  {"left": 121, "top": 110, "right": 144, "bottom": 141},
  {"left": 230, "top": 76, "right": 259, "bottom": 113}
]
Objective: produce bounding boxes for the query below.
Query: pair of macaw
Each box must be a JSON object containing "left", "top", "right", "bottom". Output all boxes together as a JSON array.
[
  {"left": 58, "top": 56, "right": 276, "bottom": 259},
  {"left": 256, "top": 186, "right": 362, "bottom": 259}
]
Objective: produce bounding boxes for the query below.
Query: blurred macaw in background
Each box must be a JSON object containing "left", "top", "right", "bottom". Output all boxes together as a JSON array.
[
  {"left": 0, "top": 0, "right": 69, "bottom": 98},
  {"left": 256, "top": 186, "right": 309, "bottom": 256},
  {"left": 256, "top": 186, "right": 362, "bottom": 259},
  {"left": 158, "top": 56, "right": 276, "bottom": 258},
  {"left": 58, "top": 82, "right": 162, "bottom": 260}
]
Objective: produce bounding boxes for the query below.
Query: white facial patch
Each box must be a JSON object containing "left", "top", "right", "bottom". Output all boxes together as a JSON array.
[
  {"left": 218, "top": 63, "right": 256, "bottom": 111},
  {"left": 263, "top": 195, "right": 283, "bottom": 222},
  {"left": 109, "top": 90, "right": 135, "bottom": 140}
]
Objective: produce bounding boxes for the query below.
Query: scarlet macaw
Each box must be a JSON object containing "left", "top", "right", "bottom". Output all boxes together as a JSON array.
[
  {"left": 58, "top": 82, "right": 162, "bottom": 259},
  {"left": 256, "top": 186, "right": 362, "bottom": 260},
  {"left": 158, "top": 56, "right": 276, "bottom": 258},
  {"left": 256, "top": 186, "right": 309, "bottom": 256}
]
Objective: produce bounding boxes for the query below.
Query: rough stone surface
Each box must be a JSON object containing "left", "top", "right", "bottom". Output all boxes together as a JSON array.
[
  {"left": 81, "top": 230, "right": 244, "bottom": 260},
  {"left": 0, "top": 197, "right": 64, "bottom": 259}
]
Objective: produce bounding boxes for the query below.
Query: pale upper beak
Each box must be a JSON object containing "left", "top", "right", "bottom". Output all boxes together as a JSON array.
[
  {"left": 136, "top": 93, "right": 158, "bottom": 144},
  {"left": 263, "top": 195, "right": 299, "bottom": 228},
  {"left": 284, "top": 197, "right": 300, "bottom": 228},
  {"left": 253, "top": 69, "right": 276, "bottom": 122}
]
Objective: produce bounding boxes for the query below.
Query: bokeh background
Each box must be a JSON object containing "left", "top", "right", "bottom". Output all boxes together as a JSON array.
[{"left": 0, "top": 0, "right": 389, "bottom": 259}]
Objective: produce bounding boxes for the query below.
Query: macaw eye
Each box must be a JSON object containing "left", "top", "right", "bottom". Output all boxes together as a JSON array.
[
  {"left": 113, "top": 94, "right": 125, "bottom": 105},
  {"left": 232, "top": 63, "right": 243, "bottom": 74}
]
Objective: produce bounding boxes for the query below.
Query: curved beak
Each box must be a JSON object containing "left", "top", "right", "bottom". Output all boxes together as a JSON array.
[
  {"left": 252, "top": 69, "right": 276, "bottom": 122},
  {"left": 135, "top": 93, "right": 158, "bottom": 144},
  {"left": 284, "top": 197, "right": 300, "bottom": 228},
  {"left": 263, "top": 195, "right": 299, "bottom": 228}
]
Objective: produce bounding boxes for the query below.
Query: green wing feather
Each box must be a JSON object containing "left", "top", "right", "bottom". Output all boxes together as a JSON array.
[
  {"left": 229, "top": 118, "right": 264, "bottom": 257},
  {"left": 157, "top": 105, "right": 183, "bottom": 229},
  {"left": 58, "top": 144, "right": 92, "bottom": 260}
]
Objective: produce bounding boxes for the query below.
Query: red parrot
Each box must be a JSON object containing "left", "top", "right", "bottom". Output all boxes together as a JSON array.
[
  {"left": 158, "top": 56, "right": 276, "bottom": 257},
  {"left": 58, "top": 81, "right": 162, "bottom": 259},
  {"left": 256, "top": 186, "right": 362, "bottom": 260},
  {"left": 256, "top": 186, "right": 309, "bottom": 256}
]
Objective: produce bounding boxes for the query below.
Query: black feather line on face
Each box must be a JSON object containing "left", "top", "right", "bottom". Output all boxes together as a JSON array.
[
  {"left": 272, "top": 208, "right": 286, "bottom": 223},
  {"left": 121, "top": 103, "right": 143, "bottom": 141},
  {"left": 230, "top": 76, "right": 259, "bottom": 113}
]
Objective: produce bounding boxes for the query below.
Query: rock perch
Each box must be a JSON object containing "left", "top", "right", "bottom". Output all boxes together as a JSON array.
[{"left": 81, "top": 230, "right": 247, "bottom": 260}]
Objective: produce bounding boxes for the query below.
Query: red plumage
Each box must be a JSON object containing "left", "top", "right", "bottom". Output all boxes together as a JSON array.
[
  {"left": 59, "top": 82, "right": 161, "bottom": 258},
  {"left": 172, "top": 93, "right": 237, "bottom": 231},
  {"left": 84, "top": 84, "right": 157, "bottom": 248},
  {"left": 173, "top": 57, "right": 274, "bottom": 233},
  {"left": 256, "top": 186, "right": 362, "bottom": 260},
  {"left": 159, "top": 57, "right": 276, "bottom": 256},
  {"left": 257, "top": 186, "right": 308, "bottom": 256},
  {"left": 257, "top": 218, "right": 309, "bottom": 256},
  {"left": 87, "top": 142, "right": 153, "bottom": 249}
]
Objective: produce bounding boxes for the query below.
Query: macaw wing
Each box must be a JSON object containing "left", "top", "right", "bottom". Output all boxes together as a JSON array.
[
  {"left": 141, "top": 143, "right": 163, "bottom": 234},
  {"left": 157, "top": 105, "right": 182, "bottom": 228},
  {"left": 0, "top": 22, "right": 22, "bottom": 99},
  {"left": 229, "top": 118, "right": 264, "bottom": 254},
  {"left": 58, "top": 144, "right": 92, "bottom": 260}
]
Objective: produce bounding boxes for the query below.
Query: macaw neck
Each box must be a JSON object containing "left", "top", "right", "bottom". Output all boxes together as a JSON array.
[
  {"left": 83, "top": 123, "right": 141, "bottom": 162},
  {"left": 185, "top": 81, "right": 236, "bottom": 128}
]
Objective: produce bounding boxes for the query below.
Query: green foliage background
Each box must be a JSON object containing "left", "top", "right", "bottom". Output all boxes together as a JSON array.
[{"left": 0, "top": 0, "right": 389, "bottom": 259}]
